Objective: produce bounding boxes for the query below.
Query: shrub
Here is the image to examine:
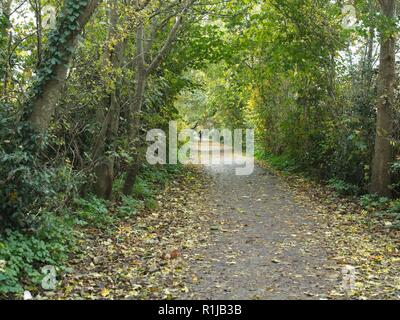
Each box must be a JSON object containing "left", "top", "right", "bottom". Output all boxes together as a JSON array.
[
  {"left": 263, "top": 153, "right": 299, "bottom": 172},
  {"left": 328, "top": 178, "right": 361, "bottom": 196},
  {"left": 0, "top": 213, "right": 75, "bottom": 296},
  {"left": 0, "top": 104, "right": 85, "bottom": 230},
  {"left": 387, "top": 200, "right": 400, "bottom": 226},
  {"left": 133, "top": 178, "right": 153, "bottom": 200},
  {"left": 73, "top": 196, "right": 113, "bottom": 227},
  {"left": 117, "top": 196, "right": 141, "bottom": 218},
  {"left": 359, "top": 194, "right": 390, "bottom": 211}
]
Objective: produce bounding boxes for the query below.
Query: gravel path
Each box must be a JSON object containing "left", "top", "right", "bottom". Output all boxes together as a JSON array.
[{"left": 182, "top": 142, "right": 340, "bottom": 300}]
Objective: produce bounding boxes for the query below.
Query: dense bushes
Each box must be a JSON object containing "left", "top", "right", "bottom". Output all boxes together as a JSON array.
[
  {"left": 0, "top": 162, "right": 182, "bottom": 297},
  {"left": 0, "top": 108, "right": 85, "bottom": 229},
  {"left": 0, "top": 0, "right": 192, "bottom": 297},
  {"left": 0, "top": 213, "right": 75, "bottom": 295},
  {"left": 0, "top": 106, "right": 40, "bottom": 227}
]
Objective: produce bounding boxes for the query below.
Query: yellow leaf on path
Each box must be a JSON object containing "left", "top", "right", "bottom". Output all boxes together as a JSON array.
[{"left": 101, "top": 288, "right": 110, "bottom": 297}]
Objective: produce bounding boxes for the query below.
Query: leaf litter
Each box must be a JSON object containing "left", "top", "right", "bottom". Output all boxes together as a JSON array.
[{"left": 40, "top": 161, "right": 400, "bottom": 300}]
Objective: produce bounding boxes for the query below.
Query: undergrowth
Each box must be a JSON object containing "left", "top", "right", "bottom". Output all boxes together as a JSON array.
[{"left": 0, "top": 164, "right": 182, "bottom": 298}]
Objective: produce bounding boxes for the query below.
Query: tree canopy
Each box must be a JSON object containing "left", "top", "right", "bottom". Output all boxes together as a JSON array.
[{"left": 1, "top": 0, "right": 400, "bottom": 299}]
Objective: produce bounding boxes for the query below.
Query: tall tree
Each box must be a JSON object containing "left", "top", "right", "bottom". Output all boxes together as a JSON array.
[
  {"left": 25, "top": 0, "right": 100, "bottom": 133},
  {"left": 122, "top": 1, "right": 193, "bottom": 195},
  {"left": 371, "top": 0, "right": 396, "bottom": 197},
  {"left": 92, "top": 0, "right": 132, "bottom": 199}
]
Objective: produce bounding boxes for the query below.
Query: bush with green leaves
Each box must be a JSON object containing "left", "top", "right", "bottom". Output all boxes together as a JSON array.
[
  {"left": 386, "top": 200, "right": 400, "bottom": 229},
  {"left": 0, "top": 105, "right": 42, "bottom": 228},
  {"left": 262, "top": 153, "right": 299, "bottom": 173},
  {"left": 0, "top": 104, "right": 85, "bottom": 230},
  {"left": 73, "top": 196, "right": 113, "bottom": 228},
  {"left": 359, "top": 195, "right": 400, "bottom": 229},
  {"left": 0, "top": 213, "right": 75, "bottom": 296},
  {"left": 117, "top": 196, "right": 141, "bottom": 218},
  {"left": 328, "top": 178, "right": 361, "bottom": 196},
  {"left": 142, "top": 164, "right": 183, "bottom": 185},
  {"left": 131, "top": 165, "right": 182, "bottom": 210},
  {"left": 133, "top": 178, "right": 153, "bottom": 200},
  {"left": 359, "top": 194, "right": 390, "bottom": 211}
]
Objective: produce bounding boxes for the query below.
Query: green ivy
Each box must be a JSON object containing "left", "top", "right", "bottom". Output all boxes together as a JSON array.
[{"left": 21, "top": 0, "right": 91, "bottom": 123}]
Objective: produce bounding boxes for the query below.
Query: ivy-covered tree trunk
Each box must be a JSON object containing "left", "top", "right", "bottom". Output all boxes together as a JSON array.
[
  {"left": 32, "top": 0, "right": 43, "bottom": 66},
  {"left": 26, "top": 0, "right": 100, "bottom": 133},
  {"left": 1, "top": 0, "right": 12, "bottom": 98},
  {"left": 371, "top": 0, "right": 396, "bottom": 197}
]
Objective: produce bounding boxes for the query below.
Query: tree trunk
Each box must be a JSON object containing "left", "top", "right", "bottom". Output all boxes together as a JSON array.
[
  {"left": 370, "top": 0, "right": 396, "bottom": 197},
  {"left": 122, "top": 153, "right": 141, "bottom": 196},
  {"left": 93, "top": 0, "right": 126, "bottom": 199},
  {"left": 33, "top": 0, "right": 43, "bottom": 66},
  {"left": 27, "top": 0, "right": 100, "bottom": 133},
  {"left": 1, "top": 0, "right": 12, "bottom": 98},
  {"left": 93, "top": 86, "right": 124, "bottom": 199},
  {"left": 122, "top": 22, "right": 147, "bottom": 196},
  {"left": 122, "top": 66, "right": 147, "bottom": 196},
  {"left": 122, "top": 13, "right": 185, "bottom": 195}
]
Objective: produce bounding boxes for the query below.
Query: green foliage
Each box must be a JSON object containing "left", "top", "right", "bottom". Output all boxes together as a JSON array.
[
  {"left": 74, "top": 196, "right": 113, "bottom": 227},
  {"left": 0, "top": 231, "right": 52, "bottom": 295},
  {"left": 137, "top": 164, "right": 183, "bottom": 209},
  {"left": 22, "top": 0, "right": 92, "bottom": 121},
  {"left": 117, "top": 196, "right": 141, "bottom": 218},
  {"left": 0, "top": 104, "right": 84, "bottom": 229},
  {"left": 142, "top": 164, "right": 182, "bottom": 186},
  {"left": 0, "top": 213, "right": 75, "bottom": 296},
  {"left": 132, "top": 178, "right": 153, "bottom": 200},
  {"left": 173, "top": 23, "right": 227, "bottom": 69},
  {"left": 388, "top": 199, "right": 400, "bottom": 214},
  {"left": 260, "top": 153, "right": 299, "bottom": 173},
  {"left": 384, "top": 200, "right": 400, "bottom": 229},
  {"left": 358, "top": 195, "right": 400, "bottom": 229},
  {"left": 362, "top": 197, "right": 400, "bottom": 230},
  {"left": 328, "top": 178, "right": 361, "bottom": 196},
  {"left": 359, "top": 194, "right": 390, "bottom": 211},
  {"left": 390, "top": 161, "right": 400, "bottom": 194},
  {"left": 0, "top": 162, "right": 181, "bottom": 296},
  {"left": 132, "top": 178, "right": 157, "bottom": 210}
]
